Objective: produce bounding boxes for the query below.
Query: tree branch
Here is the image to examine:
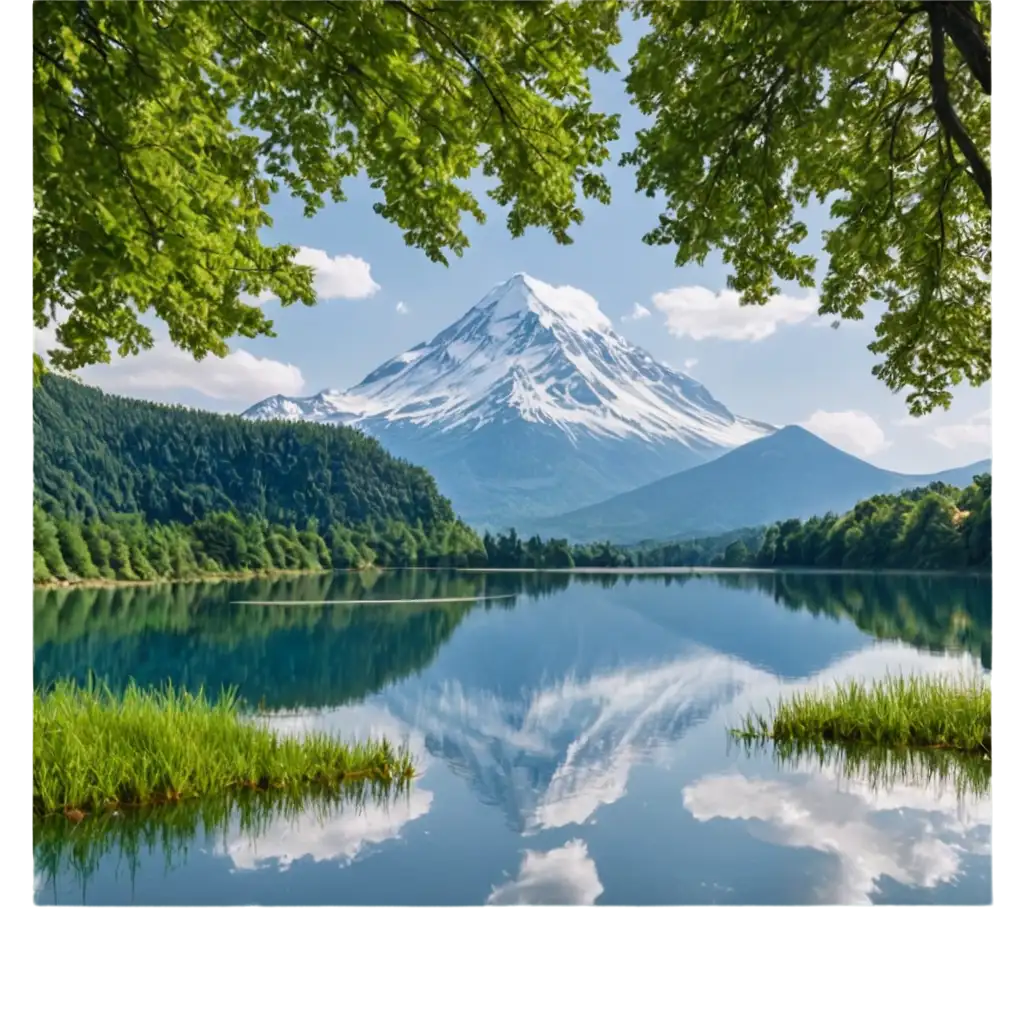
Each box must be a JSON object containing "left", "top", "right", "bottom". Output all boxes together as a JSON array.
[
  {"left": 927, "top": 6, "right": 990, "bottom": 208},
  {"left": 938, "top": 1, "right": 991, "bottom": 95}
]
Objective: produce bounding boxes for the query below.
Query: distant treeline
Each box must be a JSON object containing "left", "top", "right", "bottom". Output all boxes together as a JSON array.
[
  {"left": 481, "top": 477, "right": 991, "bottom": 572},
  {"left": 34, "top": 478, "right": 991, "bottom": 586}
]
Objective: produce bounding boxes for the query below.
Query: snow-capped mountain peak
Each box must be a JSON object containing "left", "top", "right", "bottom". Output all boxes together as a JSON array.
[
  {"left": 245, "top": 274, "right": 772, "bottom": 448},
  {"left": 474, "top": 272, "right": 615, "bottom": 337},
  {"left": 242, "top": 274, "right": 775, "bottom": 525}
]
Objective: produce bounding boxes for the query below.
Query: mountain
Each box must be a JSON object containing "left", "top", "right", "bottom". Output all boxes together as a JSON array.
[
  {"left": 243, "top": 273, "right": 774, "bottom": 527},
  {"left": 535, "top": 425, "right": 992, "bottom": 544},
  {"left": 33, "top": 374, "right": 455, "bottom": 530}
]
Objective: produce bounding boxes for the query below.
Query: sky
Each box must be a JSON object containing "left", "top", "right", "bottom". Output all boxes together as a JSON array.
[{"left": 56, "top": 16, "right": 991, "bottom": 476}]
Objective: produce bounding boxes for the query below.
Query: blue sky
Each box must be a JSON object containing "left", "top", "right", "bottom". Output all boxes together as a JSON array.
[{"left": 68, "top": 17, "right": 990, "bottom": 475}]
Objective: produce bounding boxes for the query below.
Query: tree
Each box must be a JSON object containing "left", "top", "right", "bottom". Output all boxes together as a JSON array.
[
  {"left": 33, "top": 505, "right": 71, "bottom": 579},
  {"left": 723, "top": 539, "right": 751, "bottom": 567},
  {"left": 33, "top": 0, "right": 621, "bottom": 381},
  {"left": 624, "top": 1, "right": 990, "bottom": 415}
]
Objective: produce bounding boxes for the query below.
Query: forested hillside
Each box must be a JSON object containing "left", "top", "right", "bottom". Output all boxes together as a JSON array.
[
  {"left": 34, "top": 375, "right": 454, "bottom": 529},
  {"left": 742, "top": 477, "right": 992, "bottom": 571},
  {"left": 31, "top": 378, "right": 990, "bottom": 585}
]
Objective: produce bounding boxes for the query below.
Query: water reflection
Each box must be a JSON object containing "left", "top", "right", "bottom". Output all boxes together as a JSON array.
[
  {"left": 684, "top": 746, "right": 991, "bottom": 905},
  {"left": 34, "top": 570, "right": 992, "bottom": 707},
  {"left": 33, "top": 570, "right": 992, "bottom": 905},
  {"left": 487, "top": 840, "right": 604, "bottom": 906},
  {"left": 34, "top": 779, "right": 419, "bottom": 902},
  {"left": 381, "top": 642, "right": 979, "bottom": 836}
]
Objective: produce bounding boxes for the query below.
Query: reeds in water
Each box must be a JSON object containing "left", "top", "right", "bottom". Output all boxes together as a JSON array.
[
  {"left": 34, "top": 676, "right": 415, "bottom": 816},
  {"left": 731, "top": 673, "right": 991, "bottom": 756}
]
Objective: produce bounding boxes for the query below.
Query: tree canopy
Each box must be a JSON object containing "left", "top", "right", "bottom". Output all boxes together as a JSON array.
[
  {"left": 34, "top": 373, "right": 456, "bottom": 529},
  {"left": 624, "top": 0, "right": 990, "bottom": 414},
  {"left": 33, "top": 0, "right": 621, "bottom": 379},
  {"left": 34, "top": 1, "right": 991, "bottom": 417}
]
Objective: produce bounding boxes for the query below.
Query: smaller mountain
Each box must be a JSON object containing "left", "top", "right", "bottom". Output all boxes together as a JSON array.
[{"left": 535, "top": 425, "right": 991, "bottom": 543}]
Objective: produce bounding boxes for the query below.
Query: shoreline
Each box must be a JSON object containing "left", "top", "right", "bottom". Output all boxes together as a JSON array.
[
  {"left": 34, "top": 563, "right": 992, "bottom": 591},
  {"left": 446, "top": 566, "right": 994, "bottom": 578},
  {"left": 33, "top": 567, "right": 337, "bottom": 592}
]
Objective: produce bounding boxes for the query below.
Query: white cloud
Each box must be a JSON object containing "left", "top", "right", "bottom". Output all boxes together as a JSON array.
[
  {"left": 683, "top": 766, "right": 990, "bottom": 905},
  {"left": 80, "top": 342, "right": 306, "bottom": 404},
  {"left": 37, "top": 309, "right": 307, "bottom": 408},
  {"left": 893, "top": 407, "right": 991, "bottom": 455},
  {"left": 227, "top": 248, "right": 382, "bottom": 306},
  {"left": 801, "top": 409, "right": 890, "bottom": 458},
  {"left": 395, "top": 301, "right": 410, "bottom": 315},
  {"left": 487, "top": 840, "right": 604, "bottom": 905},
  {"left": 521, "top": 275, "right": 613, "bottom": 334},
  {"left": 223, "top": 787, "right": 434, "bottom": 872},
  {"left": 295, "top": 246, "right": 380, "bottom": 300},
  {"left": 34, "top": 329, "right": 54, "bottom": 359},
  {"left": 931, "top": 409, "right": 991, "bottom": 451},
  {"left": 683, "top": 358, "right": 699, "bottom": 371},
  {"left": 651, "top": 286, "right": 820, "bottom": 341},
  {"left": 33, "top": 306, "right": 68, "bottom": 360},
  {"left": 621, "top": 302, "right": 651, "bottom": 322}
]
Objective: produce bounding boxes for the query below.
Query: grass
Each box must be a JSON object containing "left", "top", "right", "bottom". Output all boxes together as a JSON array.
[
  {"left": 33, "top": 676, "right": 415, "bottom": 817},
  {"left": 731, "top": 672, "right": 991, "bottom": 756}
]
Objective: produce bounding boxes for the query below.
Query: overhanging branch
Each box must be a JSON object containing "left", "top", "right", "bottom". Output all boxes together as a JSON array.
[
  {"left": 927, "top": 6, "right": 991, "bottom": 208},
  {"left": 940, "top": 1, "right": 991, "bottom": 95}
]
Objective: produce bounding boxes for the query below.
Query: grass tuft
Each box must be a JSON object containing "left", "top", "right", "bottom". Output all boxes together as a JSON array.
[
  {"left": 731, "top": 672, "right": 991, "bottom": 756},
  {"left": 33, "top": 675, "right": 415, "bottom": 816}
]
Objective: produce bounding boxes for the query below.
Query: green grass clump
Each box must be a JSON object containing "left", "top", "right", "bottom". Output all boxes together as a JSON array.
[
  {"left": 34, "top": 677, "right": 415, "bottom": 816},
  {"left": 732, "top": 673, "right": 991, "bottom": 756}
]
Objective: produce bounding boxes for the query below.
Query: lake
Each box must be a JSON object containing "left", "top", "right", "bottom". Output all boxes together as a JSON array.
[{"left": 33, "top": 569, "right": 992, "bottom": 906}]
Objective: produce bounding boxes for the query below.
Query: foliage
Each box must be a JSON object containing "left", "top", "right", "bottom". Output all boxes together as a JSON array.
[
  {"left": 32, "top": 504, "right": 485, "bottom": 586},
  {"left": 34, "top": 374, "right": 457, "bottom": 529},
  {"left": 33, "top": 473, "right": 990, "bottom": 598},
  {"left": 743, "top": 475, "right": 991, "bottom": 571},
  {"left": 33, "top": 675, "right": 415, "bottom": 816},
  {"left": 33, "top": 0, "right": 621, "bottom": 379},
  {"left": 480, "top": 477, "right": 991, "bottom": 574},
  {"left": 732, "top": 672, "right": 991, "bottom": 755},
  {"left": 624, "top": 1, "right": 991, "bottom": 414}
]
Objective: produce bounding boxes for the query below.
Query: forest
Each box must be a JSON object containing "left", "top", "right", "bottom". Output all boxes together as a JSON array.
[
  {"left": 33, "top": 375, "right": 454, "bottom": 529},
  {"left": 729, "top": 477, "right": 992, "bottom": 572},
  {"left": 33, "top": 370, "right": 990, "bottom": 584},
  {"left": 34, "top": 474, "right": 990, "bottom": 586}
]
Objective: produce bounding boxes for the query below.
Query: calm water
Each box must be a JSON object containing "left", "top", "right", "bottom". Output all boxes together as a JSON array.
[{"left": 33, "top": 570, "right": 992, "bottom": 906}]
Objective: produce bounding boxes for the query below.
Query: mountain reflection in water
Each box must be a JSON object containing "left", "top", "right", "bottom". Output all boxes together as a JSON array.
[{"left": 34, "top": 569, "right": 991, "bottom": 905}]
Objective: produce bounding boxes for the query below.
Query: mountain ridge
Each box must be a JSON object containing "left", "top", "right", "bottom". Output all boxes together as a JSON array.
[{"left": 534, "top": 425, "right": 992, "bottom": 543}]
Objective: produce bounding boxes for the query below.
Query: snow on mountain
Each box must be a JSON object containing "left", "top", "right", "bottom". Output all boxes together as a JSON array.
[
  {"left": 243, "top": 273, "right": 775, "bottom": 526},
  {"left": 247, "top": 273, "right": 771, "bottom": 447}
]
